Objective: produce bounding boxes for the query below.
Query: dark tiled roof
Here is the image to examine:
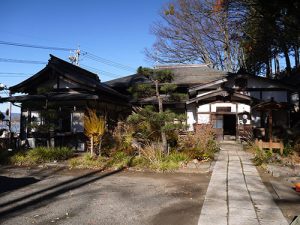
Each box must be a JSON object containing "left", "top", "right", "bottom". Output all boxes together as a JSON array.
[
  {"left": 105, "top": 65, "right": 228, "bottom": 88},
  {"left": 105, "top": 74, "right": 149, "bottom": 88},
  {"left": 9, "top": 55, "right": 128, "bottom": 101},
  {"left": 10, "top": 55, "right": 100, "bottom": 93}
]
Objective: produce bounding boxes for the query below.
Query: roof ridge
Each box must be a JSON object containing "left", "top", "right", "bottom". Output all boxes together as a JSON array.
[{"left": 49, "top": 54, "right": 99, "bottom": 79}]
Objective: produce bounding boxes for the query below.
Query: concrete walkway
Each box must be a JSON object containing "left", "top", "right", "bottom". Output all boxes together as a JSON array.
[{"left": 198, "top": 142, "right": 289, "bottom": 225}]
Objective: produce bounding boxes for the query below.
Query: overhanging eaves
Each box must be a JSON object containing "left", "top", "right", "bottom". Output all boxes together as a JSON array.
[{"left": 188, "top": 77, "right": 228, "bottom": 94}]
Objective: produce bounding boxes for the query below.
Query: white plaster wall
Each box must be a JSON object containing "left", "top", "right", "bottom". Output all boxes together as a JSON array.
[
  {"left": 197, "top": 104, "right": 210, "bottom": 112},
  {"left": 198, "top": 114, "right": 210, "bottom": 124},
  {"left": 21, "top": 111, "right": 28, "bottom": 117},
  {"left": 237, "top": 104, "right": 250, "bottom": 113},
  {"left": 187, "top": 105, "right": 196, "bottom": 131}
]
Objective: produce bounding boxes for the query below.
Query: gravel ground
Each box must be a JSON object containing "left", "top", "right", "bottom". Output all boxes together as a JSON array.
[{"left": 0, "top": 166, "right": 210, "bottom": 225}]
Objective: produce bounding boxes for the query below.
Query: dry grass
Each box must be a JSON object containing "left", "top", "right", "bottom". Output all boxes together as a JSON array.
[
  {"left": 179, "top": 124, "right": 218, "bottom": 160},
  {"left": 138, "top": 143, "right": 190, "bottom": 171}
]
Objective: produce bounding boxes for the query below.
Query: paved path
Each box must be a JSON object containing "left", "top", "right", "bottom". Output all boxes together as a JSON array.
[{"left": 198, "top": 142, "right": 289, "bottom": 225}]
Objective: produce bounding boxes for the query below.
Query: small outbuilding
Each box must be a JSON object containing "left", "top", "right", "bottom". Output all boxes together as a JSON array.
[{"left": 0, "top": 55, "right": 131, "bottom": 150}]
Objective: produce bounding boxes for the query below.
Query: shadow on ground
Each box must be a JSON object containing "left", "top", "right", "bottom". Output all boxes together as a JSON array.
[
  {"left": 0, "top": 168, "right": 124, "bottom": 221},
  {"left": 0, "top": 176, "right": 40, "bottom": 194}
]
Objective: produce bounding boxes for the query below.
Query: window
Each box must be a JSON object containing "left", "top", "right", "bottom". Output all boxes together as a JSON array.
[
  {"left": 213, "top": 115, "right": 223, "bottom": 128},
  {"left": 58, "top": 110, "right": 71, "bottom": 132},
  {"left": 71, "top": 112, "right": 84, "bottom": 132},
  {"left": 216, "top": 107, "right": 231, "bottom": 112},
  {"left": 30, "top": 111, "right": 41, "bottom": 132}
]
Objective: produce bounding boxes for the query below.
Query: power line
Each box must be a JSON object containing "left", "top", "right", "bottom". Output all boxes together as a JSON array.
[
  {"left": 0, "top": 75, "right": 29, "bottom": 77},
  {"left": 0, "top": 58, "right": 46, "bottom": 64},
  {"left": 0, "top": 58, "right": 122, "bottom": 78},
  {"left": 0, "top": 72, "right": 29, "bottom": 75},
  {"left": 0, "top": 40, "right": 136, "bottom": 73},
  {"left": 85, "top": 53, "right": 136, "bottom": 72},
  {"left": 0, "top": 40, "right": 76, "bottom": 51},
  {"left": 81, "top": 64, "right": 121, "bottom": 78}
]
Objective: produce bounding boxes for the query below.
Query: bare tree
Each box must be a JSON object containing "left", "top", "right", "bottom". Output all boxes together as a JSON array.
[{"left": 146, "top": 0, "right": 242, "bottom": 72}]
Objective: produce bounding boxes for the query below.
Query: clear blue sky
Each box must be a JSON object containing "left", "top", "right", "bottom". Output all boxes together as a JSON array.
[{"left": 0, "top": 0, "right": 168, "bottom": 112}]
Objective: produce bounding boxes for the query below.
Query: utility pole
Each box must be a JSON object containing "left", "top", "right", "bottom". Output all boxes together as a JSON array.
[
  {"left": 8, "top": 91, "right": 12, "bottom": 133},
  {"left": 8, "top": 90, "right": 12, "bottom": 150},
  {"left": 69, "top": 46, "right": 81, "bottom": 66}
]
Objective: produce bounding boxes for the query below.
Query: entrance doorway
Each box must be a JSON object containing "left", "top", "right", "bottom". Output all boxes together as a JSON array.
[{"left": 223, "top": 114, "right": 236, "bottom": 136}]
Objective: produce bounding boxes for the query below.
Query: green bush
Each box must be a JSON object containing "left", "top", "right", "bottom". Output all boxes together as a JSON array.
[
  {"left": 107, "top": 151, "right": 132, "bottom": 169},
  {"left": 11, "top": 147, "right": 73, "bottom": 166},
  {"left": 165, "top": 151, "right": 190, "bottom": 163},
  {"left": 252, "top": 145, "right": 273, "bottom": 166},
  {"left": 69, "top": 153, "right": 106, "bottom": 169},
  {"left": 29, "top": 147, "right": 73, "bottom": 161},
  {"left": 69, "top": 151, "right": 132, "bottom": 170},
  {"left": 180, "top": 126, "right": 219, "bottom": 160},
  {"left": 131, "top": 156, "right": 148, "bottom": 168},
  {"left": 283, "top": 143, "right": 293, "bottom": 157},
  {"left": 10, "top": 152, "right": 38, "bottom": 166},
  {"left": 152, "top": 160, "right": 179, "bottom": 171},
  {"left": 134, "top": 146, "right": 190, "bottom": 171},
  {"left": 151, "top": 152, "right": 190, "bottom": 171}
]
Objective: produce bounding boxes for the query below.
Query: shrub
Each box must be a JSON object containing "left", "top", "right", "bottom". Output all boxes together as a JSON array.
[
  {"left": 140, "top": 143, "right": 163, "bottom": 165},
  {"left": 84, "top": 109, "right": 106, "bottom": 156},
  {"left": 136, "top": 143, "right": 190, "bottom": 171},
  {"left": 68, "top": 153, "right": 105, "bottom": 169},
  {"left": 11, "top": 147, "right": 73, "bottom": 166},
  {"left": 165, "top": 151, "right": 190, "bottom": 163},
  {"left": 127, "top": 106, "right": 187, "bottom": 148},
  {"left": 28, "top": 147, "right": 73, "bottom": 162},
  {"left": 131, "top": 156, "right": 148, "bottom": 168},
  {"left": 283, "top": 143, "right": 293, "bottom": 157},
  {"left": 107, "top": 151, "right": 132, "bottom": 169},
  {"left": 179, "top": 125, "right": 219, "bottom": 160},
  {"left": 249, "top": 143, "right": 273, "bottom": 166},
  {"left": 154, "top": 160, "right": 179, "bottom": 171},
  {"left": 112, "top": 122, "right": 136, "bottom": 154},
  {"left": 10, "top": 152, "right": 39, "bottom": 166},
  {"left": 294, "top": 143, "right": 300, "bottom": 154}
]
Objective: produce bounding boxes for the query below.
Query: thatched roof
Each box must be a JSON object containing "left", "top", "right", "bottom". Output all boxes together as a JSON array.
[{"left": 105, "top": 64, "right": 228, "bottom": 89}]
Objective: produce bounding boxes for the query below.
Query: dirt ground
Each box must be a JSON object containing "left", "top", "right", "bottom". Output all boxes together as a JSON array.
[
  {"left": 257, "top": 167, "right": 300, "bottom": 223},
  {"left": 1, "top": 157, "right": 298, "bottom": 224},
  {"left": 0, "top": 166, "right": 211, "bottom": 225}
]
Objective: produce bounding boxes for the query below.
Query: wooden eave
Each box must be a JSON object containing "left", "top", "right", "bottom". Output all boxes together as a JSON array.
[
  {"left": 8, "top": 55, "right": 129, "bottom": 103},
  {"left": 252, "top": 101, "right": 291, "bottom": 111},
  {"left": 188, "top": 78, "right": 228, "bottom": 94},
  {"left": 186, "top": 89, "right": 254, "bottom": 104},
  {"left": 9, "top": 67, "right": 50, "bottom": 94},
  {"left": 228, "top": 73, "right": 298, "bottom": 92}
]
